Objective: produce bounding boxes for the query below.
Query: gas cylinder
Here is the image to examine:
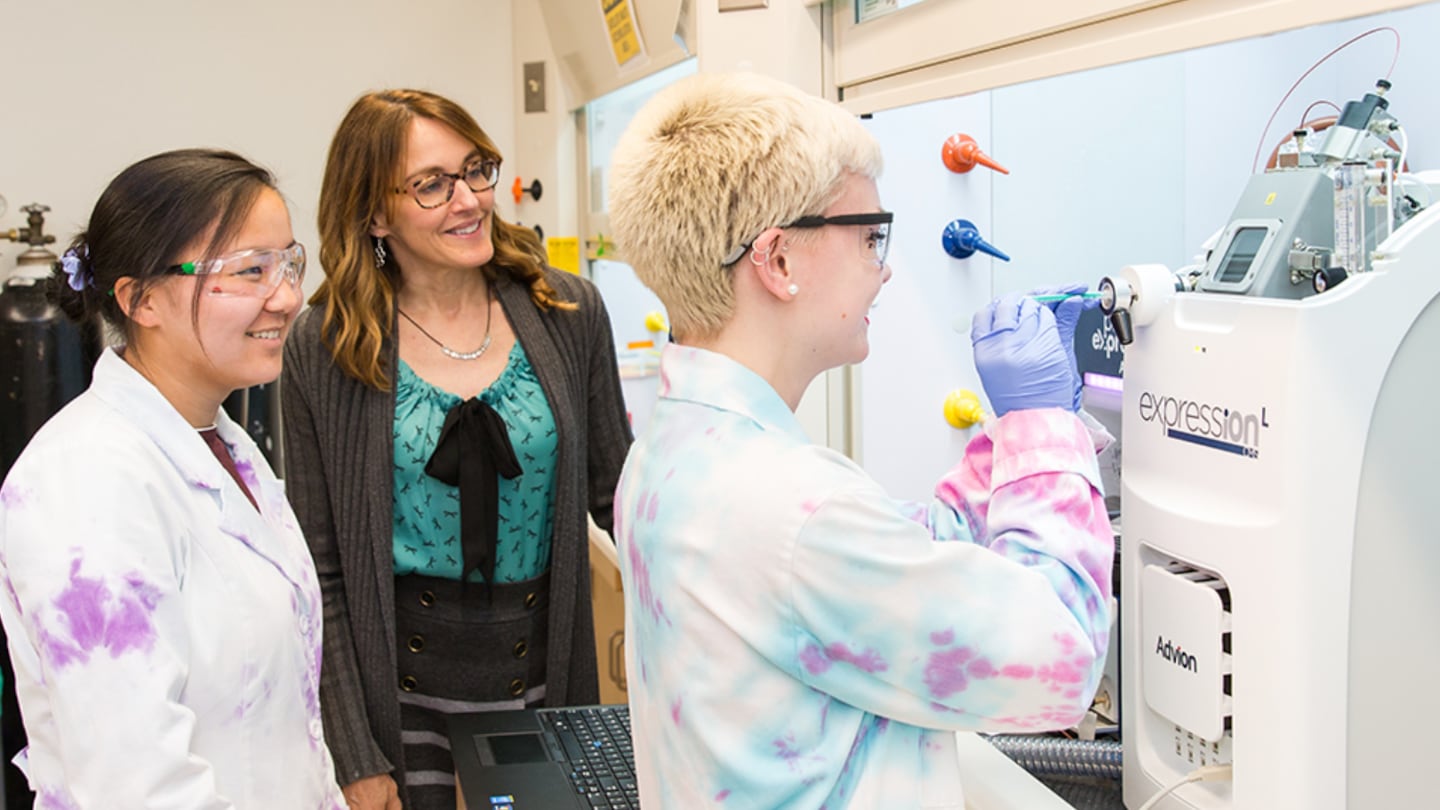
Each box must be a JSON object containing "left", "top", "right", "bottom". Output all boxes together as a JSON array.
[{"left": 0, "top": 203, "right": 101, "bottom": 477}]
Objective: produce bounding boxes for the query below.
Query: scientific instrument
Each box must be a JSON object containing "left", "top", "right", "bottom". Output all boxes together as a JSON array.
[{"left": 1104, "top": 80, "right": 1440, "bottom": 808}]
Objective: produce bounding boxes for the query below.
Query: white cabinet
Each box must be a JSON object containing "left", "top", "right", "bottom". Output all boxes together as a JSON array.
[
  {"left": 835, "top": 0, "right": 1169, "bottom": 87},
  {"left": 834, "top": 0, "right": 1431, "bottom": 115}
]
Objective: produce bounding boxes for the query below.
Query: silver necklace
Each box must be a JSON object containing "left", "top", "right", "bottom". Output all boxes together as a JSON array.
[{"left": 398, "top": 291, "right": 494, "bottom": 361}]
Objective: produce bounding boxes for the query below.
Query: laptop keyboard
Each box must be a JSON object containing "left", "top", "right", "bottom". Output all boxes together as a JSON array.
[{"left": 541, "top": 706, "right": 640, "bottom": 809}]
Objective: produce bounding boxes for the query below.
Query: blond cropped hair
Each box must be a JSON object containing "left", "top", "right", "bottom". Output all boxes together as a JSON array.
[{"left": 608, "top": 72, "right": 882, "bottom": 341}]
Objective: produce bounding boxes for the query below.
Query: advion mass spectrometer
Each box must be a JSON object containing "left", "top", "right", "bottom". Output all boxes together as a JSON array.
[{"left": 1101, "top": 81, "right": 1440, "bottom": 808}]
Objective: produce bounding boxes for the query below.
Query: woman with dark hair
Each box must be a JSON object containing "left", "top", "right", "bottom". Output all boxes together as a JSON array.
[
  {"left": 283, "top": 89, "right": 631, "bottom": 810},
  {"left": 0, "top": 149, "right": 346, "bottom": 808}
]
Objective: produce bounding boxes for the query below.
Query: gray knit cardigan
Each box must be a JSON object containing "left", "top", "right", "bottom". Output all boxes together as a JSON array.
[{"left": 280, "top": 268, "right": 632, "bottom": 799}]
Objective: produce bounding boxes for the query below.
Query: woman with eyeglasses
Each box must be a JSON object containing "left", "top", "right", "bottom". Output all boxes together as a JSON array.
[
  {"left": 283, "top": 89, "right": 631, "bottom": 810},
  {"left": 0, "top": 149, "right": 346, "bottom": 807},
  {"left": 606, "top": 72, "right": 1115, "bottom": 808}
]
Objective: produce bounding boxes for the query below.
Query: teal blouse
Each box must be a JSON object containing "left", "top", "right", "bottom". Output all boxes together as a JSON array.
[{"left": 392, "top": 343, "right": 558, "bottom": 583}]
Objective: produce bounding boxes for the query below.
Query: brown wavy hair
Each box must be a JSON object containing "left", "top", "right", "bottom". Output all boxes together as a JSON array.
[{"left": 313, "top": 88, "right": 573, "bottom": 390}]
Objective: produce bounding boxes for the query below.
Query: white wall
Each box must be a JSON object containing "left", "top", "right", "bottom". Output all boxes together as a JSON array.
[
  {"left": 512, "top": 0, "right": 578, "bottom": 246},
  {"left": 695, "top": 1, "right": 826, "bottom": 93},
  {"left": 0, "top": 0, "right": 518, "bottom": 301}
]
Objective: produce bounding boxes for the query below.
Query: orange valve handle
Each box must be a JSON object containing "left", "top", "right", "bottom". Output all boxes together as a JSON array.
[
  {"left": 511, "top": 177, "right": 544, "bottom": 204},
  {"left": 942, "top": 133, "right": 1009, "bottom": 175}
]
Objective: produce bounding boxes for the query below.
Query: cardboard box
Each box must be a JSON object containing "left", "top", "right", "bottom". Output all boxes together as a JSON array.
[{"left": 588, "top": 518, "right": 628, "bottom": 704}]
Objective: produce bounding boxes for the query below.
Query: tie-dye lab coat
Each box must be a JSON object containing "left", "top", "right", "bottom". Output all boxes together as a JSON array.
[
  {"left": 615, "top": 345, "right": 1114, "bottom": 809},
  {"left": 0, "top": 349, "right": 346, "bottom": 810}
]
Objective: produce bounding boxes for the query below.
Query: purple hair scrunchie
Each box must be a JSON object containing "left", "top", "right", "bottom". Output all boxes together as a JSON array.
[{"left": 60, "top": 247, "right": 90, "bottom": 292}]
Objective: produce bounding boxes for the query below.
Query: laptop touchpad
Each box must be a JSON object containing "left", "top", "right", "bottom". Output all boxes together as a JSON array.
[{"left": 476, "top": 733, "right": 551, "bottom": 766}]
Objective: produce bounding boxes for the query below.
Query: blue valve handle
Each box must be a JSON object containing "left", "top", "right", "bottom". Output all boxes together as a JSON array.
[{"left": 942, "top": 219, "right": 1010, "bottom": 262}]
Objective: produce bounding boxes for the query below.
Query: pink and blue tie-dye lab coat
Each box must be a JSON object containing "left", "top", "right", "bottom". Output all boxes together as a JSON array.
[
  {"left": 615, "top": 344, "right": 1114, "bottom": 809},
  {"left": 0, "top": 349, "right": 347, "bottom": 810}
]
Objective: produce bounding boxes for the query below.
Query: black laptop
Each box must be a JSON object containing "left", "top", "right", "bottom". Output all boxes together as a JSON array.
[{"left": 450, "top": 704, "right": 639, "bottom": 809}]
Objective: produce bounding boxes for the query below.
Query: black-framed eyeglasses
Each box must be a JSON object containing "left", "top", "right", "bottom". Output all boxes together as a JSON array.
[
  {"left": 395, "top": 157, "right": 502, "bottom": 209},
  {"left": 783, "top": 212, "right": 893, "bottom": 267},
  {"left": 166, "top": 241, "right": 306, "bottom": 298},
  {"left": 723, "top": 211, "right": 894, "bottom": 267}
]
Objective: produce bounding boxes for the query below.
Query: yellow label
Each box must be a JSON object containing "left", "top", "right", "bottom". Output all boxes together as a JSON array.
[
  {"left": 547, "top": 236, "right": 581, "bottom": 275},
  {"left": 1264, "top": 192, "right": 1277, "bottom": 205},
  {"left": 602, "top": 0, "right": 643, "bottom": 68}
]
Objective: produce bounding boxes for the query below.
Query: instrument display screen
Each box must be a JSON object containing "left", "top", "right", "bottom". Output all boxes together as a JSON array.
[{"left": 1216, "top": 226, "right": 1269, "bottom": 284}]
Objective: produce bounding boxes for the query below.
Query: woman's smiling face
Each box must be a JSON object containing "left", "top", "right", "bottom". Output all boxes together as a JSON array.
[
  {"left": 371, "top": 116, "right": 498, "bottom": 277},
  {"left": 142, "top": 187, "right": 302, "bottom": 401}
]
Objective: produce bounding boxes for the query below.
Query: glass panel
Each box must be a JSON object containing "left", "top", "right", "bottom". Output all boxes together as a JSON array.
[
  {"left": 585, "top": 58, "right": 698, "bottom": 215},
  {"left": 856, "top": 0, "right": 929, "bottom": 24},
  {"left": 581, "top": 59, "right": 697, "bottom": 434}
]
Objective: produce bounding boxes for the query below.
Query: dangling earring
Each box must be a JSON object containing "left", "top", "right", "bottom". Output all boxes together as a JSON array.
[
  {"left": 374, "top": 238, "right": 388, "bottom": 268},
  {"left": 787, "top": 283, "right": 800, "bottom": 296}
]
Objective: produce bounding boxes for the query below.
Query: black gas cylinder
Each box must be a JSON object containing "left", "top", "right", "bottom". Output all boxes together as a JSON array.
[{"left": 0, "top": 277, "right": 100, "bottom": 477}]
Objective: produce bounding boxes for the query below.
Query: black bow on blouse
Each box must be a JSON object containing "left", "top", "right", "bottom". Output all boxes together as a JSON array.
[{"left": 424, "top": 397, "right": 523, "bottom": 588}]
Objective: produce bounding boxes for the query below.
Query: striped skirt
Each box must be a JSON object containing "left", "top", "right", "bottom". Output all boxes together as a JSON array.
[{"left": 393, "top": 572, "right": 550, "bottom": 810}]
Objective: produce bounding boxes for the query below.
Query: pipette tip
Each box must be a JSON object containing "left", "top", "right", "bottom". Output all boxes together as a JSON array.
[{"left": 1030, "top": 292, "right": 1103, "bottom": 303}]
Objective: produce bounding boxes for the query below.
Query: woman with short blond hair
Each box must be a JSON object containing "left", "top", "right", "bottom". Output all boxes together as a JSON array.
[{"left": 608, "top": 71, "right": 1114, "bottom": 809}]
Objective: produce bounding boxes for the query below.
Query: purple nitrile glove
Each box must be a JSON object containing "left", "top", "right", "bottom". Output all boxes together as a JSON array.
[{"left": 971, "top": 283, "right": 1096, "bottom": 416}]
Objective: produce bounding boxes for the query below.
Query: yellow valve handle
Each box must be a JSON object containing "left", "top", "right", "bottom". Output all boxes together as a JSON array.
[{"left": 943, "top": 389, "right": 987, "bottom": 429}]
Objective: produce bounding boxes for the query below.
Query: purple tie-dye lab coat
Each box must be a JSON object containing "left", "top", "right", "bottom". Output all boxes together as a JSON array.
[
  {"left": 0, "top": 349, "right": 346, "bottom": 810},
  {"left": 615, "top": 344, "right": 1114, "bottom": 809}
]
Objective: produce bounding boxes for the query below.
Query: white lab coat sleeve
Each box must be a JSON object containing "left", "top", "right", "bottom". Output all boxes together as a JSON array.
[{"left": 0, "top": 455, "right": 235, "bottom": 809}]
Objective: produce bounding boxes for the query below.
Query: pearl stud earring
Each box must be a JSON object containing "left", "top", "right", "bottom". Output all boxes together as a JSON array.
[{"left": 787, "top": 283, "right": 800, "bottom": 296}]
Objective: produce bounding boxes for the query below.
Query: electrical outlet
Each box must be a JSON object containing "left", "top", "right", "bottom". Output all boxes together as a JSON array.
[{"left": 523, "top": 62, "right": 546, "bottom": 113}]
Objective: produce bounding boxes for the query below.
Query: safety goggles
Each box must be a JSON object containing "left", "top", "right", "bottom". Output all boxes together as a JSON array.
[
  {"left": 722, "top": 211, "right": 894, "bottom": 267},
  {"left": 783, "top": 211, "right": 893, "bottom": 268},
  {"left": 166, "top": 241, "right": 306, "bottom": 298}
]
